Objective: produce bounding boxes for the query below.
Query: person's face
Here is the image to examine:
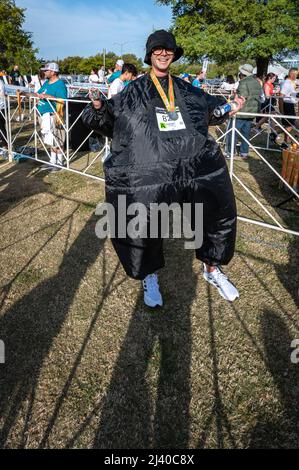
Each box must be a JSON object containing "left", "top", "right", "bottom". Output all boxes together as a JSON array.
[
  {"left": 271, "top": 75, "right": 276, "bottom": 83},
  {"left": 151, "top": 47, "right": 174, "bottom": 73},
  {"left": 44, "top": 70, "right": 54, "bottom": 79},
  {"left": 123, "top": 71, "right": 133, "bottom": 82},
  {"left": 290, "top": 70, "right": 298, "bottom": 81}
]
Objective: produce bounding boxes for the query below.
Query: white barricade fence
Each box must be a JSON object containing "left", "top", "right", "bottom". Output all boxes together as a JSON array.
[
  {"left": 67, "top": 82, "right": 108, "bottom": 99},
  {"left": 1, "top": 90, "right": 298, "bottom": 237},
  {"left": 216, "top": 110, "right": 299, "bottom": 237},
  {"left": 4, "top": 91, "right": 109, "bottom": 182}
]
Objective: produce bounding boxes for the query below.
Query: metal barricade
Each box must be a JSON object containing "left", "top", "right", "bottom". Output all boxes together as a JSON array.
[
  {"left": 1, "top": 91, "right": 298, "bottom": 237},
  {"left": 216, "top": 111, "right": 299, "bottom": 237},
  {"left": 4, "top": 93, "right": 109, "bottom": 182}
]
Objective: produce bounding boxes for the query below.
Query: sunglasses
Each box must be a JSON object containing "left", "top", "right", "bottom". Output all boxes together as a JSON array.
[{"left": 152, "top": 47, "right": 175, "bottom": 56}]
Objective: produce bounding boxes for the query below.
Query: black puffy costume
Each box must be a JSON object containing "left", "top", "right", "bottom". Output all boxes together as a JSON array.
[{"left": 82, "top": 75, "right": 237, "bottom": 280}]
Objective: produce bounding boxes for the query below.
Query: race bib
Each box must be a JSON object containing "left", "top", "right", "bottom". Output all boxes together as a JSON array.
[{"left": 155, "top": 107, "right": 186, "bottom": 132}]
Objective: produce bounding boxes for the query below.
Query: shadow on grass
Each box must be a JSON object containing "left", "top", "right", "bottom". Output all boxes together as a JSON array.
[
  {"left": 0, "top": 214, "right": 104, "bottom": 448},
  {"left": 89, "top": 239, "right": 196, "bottom": 449},
  {"left": 246, "top": 151, "right": 299, "bottom": 308},
  {"left": 0, "top": 161, "right": 49, "bottom": 217},
  {"left": 249, "top": 309, "right": 299, "bottom": 448}
]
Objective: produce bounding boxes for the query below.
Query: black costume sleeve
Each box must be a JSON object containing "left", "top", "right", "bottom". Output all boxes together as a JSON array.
[
  {"left": 81, "top": 100, "right": 116, "bottom": 139},
  {"left": 204, "top": 92, "right": 229, "bottom": 126}
]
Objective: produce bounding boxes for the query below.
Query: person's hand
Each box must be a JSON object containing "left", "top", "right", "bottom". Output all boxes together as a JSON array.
[
  {"left": 229, "top": 95, "right": 245, "bottom": 116},
  {"left": 89, "top": 89, "right": 102, "bottom": 110}
]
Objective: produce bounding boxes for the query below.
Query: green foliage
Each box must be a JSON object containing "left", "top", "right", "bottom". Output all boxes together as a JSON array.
[
  {"left": 58, "top": 52, "right": 143, "bottom": 74},
  {"left": 0, "top": 0, "right": 39, "bottom": 72},
  {"left": 157, "top": 0, "right": 299, "bottom": 75},
  {"left": 121, "top": 54, "right": 143, "bottom": 70}
]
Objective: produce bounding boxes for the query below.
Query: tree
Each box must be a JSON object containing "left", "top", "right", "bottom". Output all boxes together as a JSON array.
[
  {"left": 58, "top": 52, "right": 144, "bottom": 75},
  {"left": 121, "top": 54, "right": 144, "bottom": 71},
  {"left": 0, "top": 0, "right": 39, "bottom": 72},
  {"left": 157, "top": 0, "right": 299, "bottom": 77},
  {"left": 58, "top": 56, "right": 83, "bottom": 75}
]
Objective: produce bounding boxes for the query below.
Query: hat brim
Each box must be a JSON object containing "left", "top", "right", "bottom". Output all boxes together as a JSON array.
[
  {"left": 41, "top": 67, "right": 59, "bottom": 72},
  {"left": 144, "top": 46, "right": 183, "bottom": 66},
  {"left": 239, "top": 68, "right": 252, "bottom": 77}
]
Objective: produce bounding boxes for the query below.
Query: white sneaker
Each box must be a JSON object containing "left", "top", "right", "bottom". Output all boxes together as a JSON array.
[
  {"left": 142, "top": 273, "right": 163, "bottom": 308},
  {"left": 203, "top": 265, "right": 239, "bottom": 302}
]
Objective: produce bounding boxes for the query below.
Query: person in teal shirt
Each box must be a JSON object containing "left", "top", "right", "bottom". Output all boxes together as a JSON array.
[
  {"left": 192, "top": 71, "right": 206, "bottom": 89},
  {"left": 107, "top": 59, "right": 124, "bottom": 84},
  {"left": 36, "top": 62, "right": 68, "bottom": 171},
  {"left": 37, "top": 73, "right": 67, "bottom": 115}
]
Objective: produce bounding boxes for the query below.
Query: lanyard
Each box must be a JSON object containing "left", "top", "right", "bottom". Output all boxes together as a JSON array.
[{"left": 150, "top": 69, "right": 176, "bottom": 114}]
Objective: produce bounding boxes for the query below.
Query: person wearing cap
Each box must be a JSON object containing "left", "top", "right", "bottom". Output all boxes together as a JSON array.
[
  {"left": 225, "top": 63, "right": 262, "bottom": 160},
  {"left": 82, "top": 30, "right": 245, "bottom": 306},
  {"left": 181, "top": 73, "right": 191, "bottom": 83},
  {"left": 36, "top": 62, "right": 68, "bottom": 171},
  {"left": 107, "top": 59, "right": 125, "bottom": 84}
]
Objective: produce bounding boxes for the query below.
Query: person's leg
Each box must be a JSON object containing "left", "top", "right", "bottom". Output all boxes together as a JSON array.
[
  {"left": 0, "top": 111, "right": 7, "bottom": 154},
  {"left": 239, "top": 119, "right": 252, "bottom": 158},
  {"left": 282, "top": 103, "right": 297, "bottom": 143},
  {"left": 51, "top": 125, "right": 66, "bottom": 170},
  {"left": 188, "top": 157, "right": 239, "bottom": 301},
  {"left": 106, "top": 190, "right": 166, "bottom": 307}
]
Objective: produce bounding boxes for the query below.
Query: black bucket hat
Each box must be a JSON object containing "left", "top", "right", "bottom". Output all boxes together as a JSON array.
[{"left": 144, "top": 29, "right": 183, "bottom": 65}]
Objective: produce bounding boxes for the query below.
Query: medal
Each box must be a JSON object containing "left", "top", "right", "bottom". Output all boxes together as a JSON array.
[
  {"left": 168, "top": 111, "right": 178, "bottom": 121},
  {"left": 150, "top": 70, "right": 177, "bottom": 117}
]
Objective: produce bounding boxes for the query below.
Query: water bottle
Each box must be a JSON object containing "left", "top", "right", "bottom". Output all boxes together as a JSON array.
[{"left": 213, "top": 100, "right": 239, "bottom": 117}]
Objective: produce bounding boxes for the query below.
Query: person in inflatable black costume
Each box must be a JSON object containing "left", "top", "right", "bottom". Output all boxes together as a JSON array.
[{"left": 82, "top": 30, "right": 245, "bottom": 307}]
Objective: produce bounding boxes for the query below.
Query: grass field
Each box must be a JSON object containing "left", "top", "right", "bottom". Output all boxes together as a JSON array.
[{"left": 0, "top": 122, "right": 298, "bottom": 448}]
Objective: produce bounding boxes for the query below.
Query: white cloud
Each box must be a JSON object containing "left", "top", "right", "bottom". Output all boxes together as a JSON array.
[{"left": 17, "top": 0, "right": 172, "bottom": 60}]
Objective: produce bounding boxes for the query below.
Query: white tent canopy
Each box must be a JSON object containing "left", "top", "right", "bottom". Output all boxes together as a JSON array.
[{"left": 253, "top": 62, "right": 289, "bottom": 80}]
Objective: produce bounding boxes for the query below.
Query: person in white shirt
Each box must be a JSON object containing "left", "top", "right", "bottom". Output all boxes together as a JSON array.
[
  {"left": 220, "top": 75, "right": 237, "bottom": 93},
  {"left": 98, "top": 66, "right": 106, "bottom": 84},
  {"left": 279, "top": 68, "right": 298, "bottom": 138},
  {"left": 30, "top": 69, "right": 46, "bottom": 93},
  {"left": 108, "top": 63, "right": 137, "bottom": 98},
  {"left": 89, "top": 69, "right": 99, "bottom": 84}
]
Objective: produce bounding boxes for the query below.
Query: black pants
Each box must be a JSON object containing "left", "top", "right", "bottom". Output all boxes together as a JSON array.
[
  {"left": 282, "top": 102, "right": 297, "bottom": 128},
  {"left": 109, "top": 165, "right": 237, "bottom": 280},
  {"left": 0, "top": 111, "right": 7, "bottom": 147}
]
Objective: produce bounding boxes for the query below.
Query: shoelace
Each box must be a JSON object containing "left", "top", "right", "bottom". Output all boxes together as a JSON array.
[
  {"left": 143, "top": 274, "right": 158, "bottom": 292},
  {"left": 207, "top": 267, "right": 228, "bottom": 287}
]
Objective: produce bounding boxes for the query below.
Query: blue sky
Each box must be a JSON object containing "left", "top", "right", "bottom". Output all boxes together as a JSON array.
[{"left": 18, "top": 0, "right": 173, "bottom": 61}]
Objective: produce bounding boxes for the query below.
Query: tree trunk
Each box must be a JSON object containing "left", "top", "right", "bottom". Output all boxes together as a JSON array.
[{"left": 256, "top": 57, "right": 270, "bottom": 79}]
